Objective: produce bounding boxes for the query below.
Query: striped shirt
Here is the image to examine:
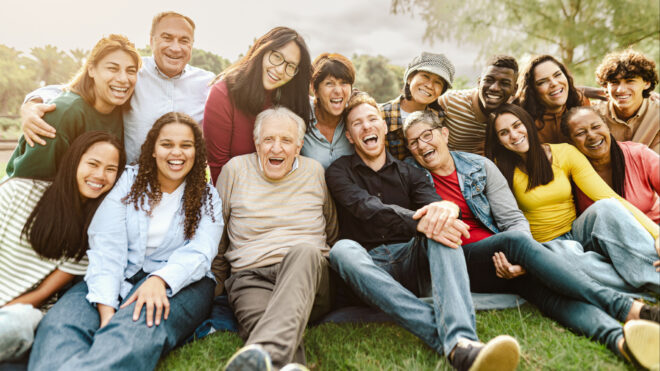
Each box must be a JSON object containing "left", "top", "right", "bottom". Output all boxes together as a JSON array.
[
  {"left": 438, "top": 89, "right": 489, "bottom": 155},
  {"left": 0, "top": 178, "right": 87, "bottom": 306},
  {"left": 216, "top": 153, "right": 338, "bottom": 272}
]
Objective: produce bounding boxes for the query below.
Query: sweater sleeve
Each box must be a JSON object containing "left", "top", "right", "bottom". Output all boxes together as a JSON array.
[
  {"left": 204, "top": 81, "right": 235, "bottom": 185},
  {"left": 483, "top": 158, "right": 531, "bottom": 234},
  {"left": 563, "top": 144, "right": 659, "bottom": 239}
]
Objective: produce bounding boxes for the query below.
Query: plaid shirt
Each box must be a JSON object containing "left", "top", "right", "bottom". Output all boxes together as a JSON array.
[{"left": 379, "top": 95, "right": 444, "bottom": 160}]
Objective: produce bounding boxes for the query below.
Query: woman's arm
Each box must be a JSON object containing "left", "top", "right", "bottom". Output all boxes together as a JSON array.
[
  {"left": 203, "top": 82, "right": 235, "bottom": 185},
  {"left": 565, "top": 144, "right": 659, "bottom": 239},
  {"left": 4, "top": 269, "right": 74, "bottom": 308}
]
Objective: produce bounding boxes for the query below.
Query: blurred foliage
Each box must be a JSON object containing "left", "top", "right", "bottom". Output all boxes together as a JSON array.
[
  {"left": 352, "top": 54, "right": 405, "bottom": 103},
  {"left": 392, "top": 0, "right": 660, "bottom": 86}
]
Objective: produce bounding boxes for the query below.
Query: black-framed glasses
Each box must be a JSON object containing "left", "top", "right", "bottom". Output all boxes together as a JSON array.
[
  {"left": 407, "top": 128, "right": 436, "bottom": 150},
  {"left": 268, "top": 50, "right": 298, "bottom": 77}
]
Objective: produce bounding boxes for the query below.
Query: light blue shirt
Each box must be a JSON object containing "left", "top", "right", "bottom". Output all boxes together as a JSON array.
[
  {"left": 26, "top": 56, "right": 215, "bottom": 164},
  {"left": 85, "top": 166, "right": 223, "bottom": 309},
  {"left": 300, "top": 102, "right": 354, "bottom": 169}
]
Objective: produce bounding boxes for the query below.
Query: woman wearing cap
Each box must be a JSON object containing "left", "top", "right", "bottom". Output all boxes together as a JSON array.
[
  {"left": 380, "top": 52, "right": 454, "bottom": 160},
  {"left": 301, "top": 53, "right": 356, "bottom": 169}
]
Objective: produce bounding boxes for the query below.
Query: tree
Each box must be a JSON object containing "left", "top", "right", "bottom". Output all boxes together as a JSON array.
[
  {"left": 190, "top": 49, "right": 231, "bottom": 75},
  {"left": 391, "top": 0, "right": 660, "bottom": 84},
  {"left": 352, "top": 54, "right": 405, "bottom": 103},
  {"left": 30, "top": 45, "right": 77, "bottom": 86},
  {"left": 0, "top": 45, "right": 38, "bottom": 115}
]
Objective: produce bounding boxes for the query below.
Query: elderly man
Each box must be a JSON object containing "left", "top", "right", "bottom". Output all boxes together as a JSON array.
[
  {"left": 438, "top": 55, "right": 518, "bottom": 155},
  {"left": 216, "top": 107, "right": 337, "bottom": 371},
  {"left": 594, "top": 49, "right": 659, "bottom": 153},
  {"left": 325, "top": 92, "right": 520, "bottom": 371},
  {"left": 20, "top": 11, "right": 213, "bottom": 163},
  {"left": 403, "top": 110, "right": 660, "bottom": 369}
]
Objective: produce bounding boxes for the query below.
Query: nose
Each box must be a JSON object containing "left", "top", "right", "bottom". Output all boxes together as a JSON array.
[
  {"left": 116, "top": 70, "right": 129, "bottom": 83},
  {"left": 490, "top": 81, "right": 501, "bottom": 91},
  {"left": 615, "top": 83, "right": 626, "bottom": 93},
  {"left": 169, "top": 40, "right": 182, "bottom": 52}
]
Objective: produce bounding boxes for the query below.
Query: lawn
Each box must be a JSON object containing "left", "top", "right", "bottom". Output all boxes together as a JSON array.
[{"left": 157, "top": 304, "right": 631, "bottom": 371}]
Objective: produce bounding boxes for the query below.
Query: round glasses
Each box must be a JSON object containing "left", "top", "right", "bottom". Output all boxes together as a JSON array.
[
  {"left": 407, "top": 128, "right": 436, "bottom": 150},
  {"left": 268, "top": 50, "right": 299, "bottom": 77}
]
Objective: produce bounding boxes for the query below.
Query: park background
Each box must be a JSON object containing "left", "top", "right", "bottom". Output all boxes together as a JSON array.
[{"left": 0, "top": 0, "right": 659, "bottom": 369}]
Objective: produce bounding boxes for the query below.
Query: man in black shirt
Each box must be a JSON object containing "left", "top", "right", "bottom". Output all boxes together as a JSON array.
[{"left": 326, "top": 92, "right": 520, "bottom": 371}]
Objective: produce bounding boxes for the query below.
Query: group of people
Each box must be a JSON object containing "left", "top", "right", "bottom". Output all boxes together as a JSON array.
[{"left": 0, "top": 10, "right": 659, "bottom": 371}]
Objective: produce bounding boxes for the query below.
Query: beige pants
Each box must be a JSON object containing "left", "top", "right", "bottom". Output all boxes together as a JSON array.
[{"left": 225, "top": 245, "right": 331, "bottom": 368}]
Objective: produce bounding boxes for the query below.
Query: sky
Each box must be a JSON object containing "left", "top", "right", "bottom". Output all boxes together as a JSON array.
[{"left": 1, "top": 0, "right": 482, "bottom": 79}]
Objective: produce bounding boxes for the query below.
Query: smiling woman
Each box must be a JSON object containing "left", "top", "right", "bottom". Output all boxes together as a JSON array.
[
  {"left": 5, "top": 34, "right": 141, "bottom": 180},
  {"left": 203, "top": 27, "right": 312, "bottom": 184}
]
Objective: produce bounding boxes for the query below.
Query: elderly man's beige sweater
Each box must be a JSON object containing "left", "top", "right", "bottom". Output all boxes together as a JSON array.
[{"left": 215, "top": 153, "right": 338, "bottom": 273}]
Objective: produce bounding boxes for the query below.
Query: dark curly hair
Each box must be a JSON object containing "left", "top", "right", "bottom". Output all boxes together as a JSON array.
[
  {"left": 122, "top": 112, "right": 214, "bottom": 240},
  {"left": 515, "top": 55, "right": 582, "bottom": 122},
  {"left": 596, "top": 49, "right": 658, "bottom": 98}
]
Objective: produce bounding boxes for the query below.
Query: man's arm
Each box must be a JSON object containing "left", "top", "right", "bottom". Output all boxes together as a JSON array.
[{"left": 21, "top": 85, "right": 65, "bottom": 146}]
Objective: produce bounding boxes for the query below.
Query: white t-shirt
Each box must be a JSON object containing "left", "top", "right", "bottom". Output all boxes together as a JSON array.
[{"left": 146, "top": 182, "right": 186, "bottom": 256}]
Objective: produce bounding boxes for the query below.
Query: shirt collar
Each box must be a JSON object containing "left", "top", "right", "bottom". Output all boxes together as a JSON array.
[
  {"left": 149, "top": 56, "right": 188, "bottom": 80},
  {"left": 608, "top": 98, "right": 648, "bottom": 125},
  {"left": 350, "top": 151, "right": 396, "bottom": 171}
]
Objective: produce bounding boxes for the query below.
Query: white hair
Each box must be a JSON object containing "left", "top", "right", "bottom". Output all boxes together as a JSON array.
[{"left": 253, "top": 106, "right": 306, "bottom": 146}]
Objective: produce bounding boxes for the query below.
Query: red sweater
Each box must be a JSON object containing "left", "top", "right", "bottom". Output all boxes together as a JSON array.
[{"left": 203, "top": 80, "right": 271, "bottom": 184}]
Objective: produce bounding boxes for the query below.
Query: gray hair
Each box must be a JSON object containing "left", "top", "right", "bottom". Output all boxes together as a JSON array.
[
  {"left": 402, "top": 111, "right": 445, "bottom": 138},
  {"left": 253, "top": 106, "right": 306, "bottom": 146}
]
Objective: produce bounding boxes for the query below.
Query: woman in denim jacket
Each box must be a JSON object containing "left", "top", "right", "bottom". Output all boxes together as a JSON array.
[
  {"left": 29, "top": 112, "right": 223, "bottom": 371},
  {"left": 403, "top": 110, "right": 659, "bottom": 368}
]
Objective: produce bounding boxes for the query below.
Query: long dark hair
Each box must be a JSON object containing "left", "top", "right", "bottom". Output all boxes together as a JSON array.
[
  {"left": 213, "top": 27, "right": 312, "bottom": 125},
  {"left": 560, "top": 106, "right": 626, "bottom": 197},
  {"left": 485, "top": 104, "right": 554, "bottom": 191},
  {"left": 516, "top": 55, "right": 582, "bottom": 124},
  {"left": 23, "top": 131, "right": 126, "bottom": 260},
  {"left": 122, "top": 112, "right": 214, "bottom": 240}
]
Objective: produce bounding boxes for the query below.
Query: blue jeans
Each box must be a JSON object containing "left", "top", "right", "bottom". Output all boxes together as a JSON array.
[
  {"left": 28, "top": 274, "right": 214, "bottom": 371},
  {"left": 543, "top": 199, "right": 659, "bottom": 295},
  {"left": 329, "top": 236, "right": 477, "bottom": 356},
  {"left": 463, "top": 230, "right": 632, "bottom": 354}
]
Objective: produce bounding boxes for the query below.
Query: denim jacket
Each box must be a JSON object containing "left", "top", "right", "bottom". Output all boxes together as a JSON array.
[
  {"left": 85, "top": 166, "right": 223, "bottom": 309},
  {"left": 405, "top": 151, "right": 530, "bottom": 235}
]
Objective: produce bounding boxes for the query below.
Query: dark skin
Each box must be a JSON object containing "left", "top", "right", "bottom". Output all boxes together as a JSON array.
[{"left": 477, "top": 66, "right": 517, "bottom": 115}]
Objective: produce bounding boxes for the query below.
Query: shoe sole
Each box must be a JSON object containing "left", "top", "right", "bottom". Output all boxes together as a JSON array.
[
  {"left": 624, "top": 320, "right": 660, "bottom": 370},
  {"left": 469, "top": 335, "right": 520, "bottom": 371},
  {"left": 224, "top": 344, "right": 272, "bottom": 371}
]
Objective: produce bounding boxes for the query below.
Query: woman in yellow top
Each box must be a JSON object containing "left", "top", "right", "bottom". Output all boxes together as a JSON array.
[{"left": 485, "top": 103, "right": 659, "bottom": 296}]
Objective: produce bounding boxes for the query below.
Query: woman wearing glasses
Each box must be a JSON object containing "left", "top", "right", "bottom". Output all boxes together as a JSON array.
[{"left": 203, "top": 27, "right": 312, "bottom": 184}]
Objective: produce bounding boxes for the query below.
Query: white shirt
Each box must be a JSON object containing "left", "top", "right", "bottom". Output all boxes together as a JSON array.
[
  {"left": 26, "top": 56, "right": 215, "bottom": 164},
  {"left": 146, "top": 182, "right": 186, "bottom": 256}
]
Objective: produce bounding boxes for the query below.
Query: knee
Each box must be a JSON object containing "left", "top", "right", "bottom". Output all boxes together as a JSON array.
[
  {"left": 286, "top": 245, "right": 324, "bottom": 265},
  {"left": 329, "top": 239, "right": 367, "bottom": 266},
  {"left": 588, "top": 198, "right": 622, "bottom": 216}
]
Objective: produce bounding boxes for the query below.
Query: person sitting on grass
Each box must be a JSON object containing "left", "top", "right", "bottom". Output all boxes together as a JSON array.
[
  {"left": 216, "top": 107, "right": 338, "bottom": 371},
  {"left": 326, "top": 91, "right": 520, "bottom": 371},
  {"left": 381, "top": 51, "right": 454, "bottom": 160},
  {"left": 403, "top": 110, "right": 660, "bottom": 370},
  {"left": 6, "top": 34, "right": 140, "bottom": 179},
  {"left": 0, "top": 131, "right": 125, "bottom": 363},
  {"left": 28, "top": 112, "right": 222, "bottom": 371},
  {"left": 593, "top": 49, "right": 659, "bottom": 153}
]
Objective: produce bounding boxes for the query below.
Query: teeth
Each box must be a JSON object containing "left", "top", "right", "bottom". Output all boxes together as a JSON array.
[
  {"left": 549, "top": 88, "right": 563, "bottom": 96},
  {"left": 110, "top": 86, "right": 128, "bottom": 93},
  {"left": 86, "top": 181, "right": 103, "bottom": 189},
  {"left": 362, "top": 135, "right": 377, "bottom": 144},
  {"left": 168, "top": 160, "right": 183, "bottom": 165},
  {"left": 486, "top": 93, "right": 500, "bottom": 99},
  {"left": 268, "top": 70, "right": 280, "bottom": 82},
  {"left": 419, "top": 89, "right": 432, "bottom": 97},
  {"left": 423, "top": 149, "right": 435, "bottom": 159},
  {"left": 330, "top": 98, "right": 342, "bottom": 103},
  {"left": 512, "top": 137, "right": 525, "bottom": 145},
  {"left": 588, "top": 139, "right": 604, "bottom": 149}
]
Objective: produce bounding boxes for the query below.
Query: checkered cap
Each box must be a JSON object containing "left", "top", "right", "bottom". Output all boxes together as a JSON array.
[{"left": 403, "top": 52, "right": 455, "bottom": 90}]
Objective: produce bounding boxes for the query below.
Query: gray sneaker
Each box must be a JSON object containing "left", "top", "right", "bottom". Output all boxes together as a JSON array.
[
  {"left": 450, "top": 336, "right": 520, "bottom": 371},
  {"left": 224, "top": 344, "right": 272, "bottom": 371}
]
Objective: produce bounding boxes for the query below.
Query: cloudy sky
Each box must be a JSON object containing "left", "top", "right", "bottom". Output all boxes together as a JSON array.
[{"left": 2, "top": 0, "right": 482, "bottom": 79}]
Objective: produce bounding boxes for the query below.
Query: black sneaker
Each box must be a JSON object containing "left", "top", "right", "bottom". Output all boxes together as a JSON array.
[
  {"left": 450, "top": 336, "right": 520, "bottom": 371},
  {"left": 224, "top": 344, "right": 272, "bottom": 371},
  {"left": 622, "top": 320, "right": 660, "bottom": 370},
  {"left": 640, "top": 305, "right": 660, "bottom": 324}
]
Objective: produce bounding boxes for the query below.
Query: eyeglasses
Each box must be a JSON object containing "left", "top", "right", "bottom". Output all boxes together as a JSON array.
[
  {"left": 407, "top": 128, "right": 436, "bottom": 150},
  {"left": 268, "top": 50, "right": 299, "bottom": 77}
]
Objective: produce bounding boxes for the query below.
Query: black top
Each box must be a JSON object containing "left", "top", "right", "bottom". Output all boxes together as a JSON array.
[{"left": 326, "top": 152, "right": 442, "bottom": 249}]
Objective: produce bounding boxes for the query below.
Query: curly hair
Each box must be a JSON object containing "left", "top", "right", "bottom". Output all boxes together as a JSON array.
[
  {"left": 595, "top": 49, "right": 658, "bottom": 98},
  {"left": 122, "top": 112, "right": 214, "bottom": 240},
  {"left": 515, "top": 55, "right": 582, "bottom": 122}
]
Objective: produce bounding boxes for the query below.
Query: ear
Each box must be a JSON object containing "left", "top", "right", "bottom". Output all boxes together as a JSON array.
[
  {"left": 88, "top": 65, "right": 96, "bottom": 79},
  {"left": 643, "top": 80, "right": 651, "bottom": 90},
  {"left": 345, "top": 128, "right": 355, "bottom": 145}
]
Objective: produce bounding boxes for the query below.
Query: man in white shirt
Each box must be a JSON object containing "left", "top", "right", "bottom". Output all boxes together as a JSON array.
[{"left": 20, "top": 11, "right": 214, "bottom": 163}]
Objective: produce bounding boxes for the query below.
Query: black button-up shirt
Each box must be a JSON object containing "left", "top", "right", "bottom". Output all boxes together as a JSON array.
[{"left": 326, "top": 152, "right": 442, "bottom": 249}]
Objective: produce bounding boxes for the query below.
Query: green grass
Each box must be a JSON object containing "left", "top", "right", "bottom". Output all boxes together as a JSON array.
[{"left": 157, "top": 304, "right": 631, "bottom": 370}]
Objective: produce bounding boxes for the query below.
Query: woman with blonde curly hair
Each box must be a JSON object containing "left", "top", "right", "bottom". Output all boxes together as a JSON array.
[
  {"left": 29, "top": 112, "right": 223, "bottom": 371},
  {"left": 6, "top": 34, "right": 141, "bottom": 180}
]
